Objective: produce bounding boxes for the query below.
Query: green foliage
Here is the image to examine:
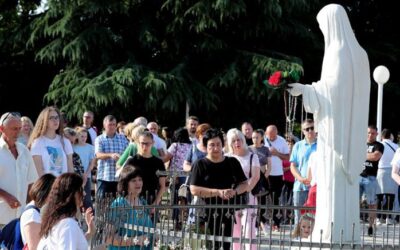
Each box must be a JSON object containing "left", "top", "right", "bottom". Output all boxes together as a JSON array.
[
  {"left": 2, "top": 0, "right": 400, "bottom": 130},
  {"left": 25, "top": 0, "right": 317, "bottom": 120}
]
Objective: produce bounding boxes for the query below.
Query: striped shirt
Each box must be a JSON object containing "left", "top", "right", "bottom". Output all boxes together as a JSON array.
[{"left": 95, "top": 133, "right": 128, "bottom": 181}]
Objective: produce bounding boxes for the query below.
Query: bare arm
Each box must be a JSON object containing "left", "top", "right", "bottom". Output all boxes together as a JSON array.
[
  {"left": 290, "top": 162, "right": 310, "bottom": 185},
  {"left": 85, "top": 158, "right": 97, "bottom": 175},
  {"left": 163, "top": 152, "right": 173, "bottom": 164},
  {"left": 269, "top": 147, "right": 290, "bottom": 160},
  {"left": 96, "top": 152, "right": 120, "bottom": 160},
  {"left": 157, "top": 149, "right": 166, "bottom": 160},
  {"left": 190, "top": 185, "right": 235, "bottom": 199},
  {"left": 234, "top": 180, "right": 249, "bottom": 195},
  {"left": 183, "top": 160, "right": 192, "bottom": 172},
  {"left": 153, "top": 177, "right": 167, "bottom": 205},
  {"left": 392, "top": 164, "right": 400, "bottom": 185},
  {"left": 32, "top": 155, "right": 45, "bottom": 177},
  {"left": 67, "top": 154, "right": 74, "bottom": 173},
  {"left": 367, "top": 151, "right": 383, "bottom": 161},
  {"left": 84, "top": 207, "right": 95, "bottom": 241},
  {"left": 24, "top": 222, "right": 41, "bottom": 250},
  {"left": 248, "top": 166, "right": 260, "bottom": 191},
  {"left": 264, "top": 157, "right": 272, "bottom": 178},
  {"left": 0, "top": 189, "right": 20, "bottom": 208}
]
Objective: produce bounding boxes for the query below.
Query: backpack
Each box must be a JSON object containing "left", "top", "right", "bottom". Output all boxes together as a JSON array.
[{"left": 0, "top": 205, "right": 39, "bottom": 250}]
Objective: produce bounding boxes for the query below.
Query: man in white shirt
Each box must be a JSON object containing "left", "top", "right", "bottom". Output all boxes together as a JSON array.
[
  {"left": 82, "top": 111, "right": 98, "bottom": 145},
  {"left": 186, "top": 116, "right": 199, "bottom": 144},
  {"left": 265, "top": 124, "right": 290, "bottom": 231},
  {"left": 0, "top": 112, "right": 38, "bottom": 226},
  {"left": 147, "top": 122, "right": 166, "bottom": 159}
]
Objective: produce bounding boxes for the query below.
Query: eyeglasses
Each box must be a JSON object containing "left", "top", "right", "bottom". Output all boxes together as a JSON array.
[
  {"left": 49, "top": 115, "right": 60, "bottom": 121},
  {"left": 0, "top": 112, "right": 21, "bottom": 125},
  {"left": 207, "top": 143, "right": 222, "bottom": 148},
  {"left": 303, "top": 126, "right": 315, "bottom": 132},
  {"left": 139, "top": 142, "right": 152, "bottom": 147}
]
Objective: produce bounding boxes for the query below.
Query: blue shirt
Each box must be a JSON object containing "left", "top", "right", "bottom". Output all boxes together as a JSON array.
[
  {"left": 108, "top": 197, "right": 153, "bottom": 250},
  {"left": 290, "top": 139, "right": 317, "bottom": 191},
  {"left": 185, "top": 144, "right": 207, "bottom": 163},
  {"left": 73, "top": 143, "right": 95, "bottom": 176},
  {"left": 95, "top": 133, "right": 128, "bottom": 182}
]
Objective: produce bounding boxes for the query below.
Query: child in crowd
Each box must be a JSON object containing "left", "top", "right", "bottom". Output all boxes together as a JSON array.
[{"left": 292, "top": 213, "right": 315, "bottom": 239}]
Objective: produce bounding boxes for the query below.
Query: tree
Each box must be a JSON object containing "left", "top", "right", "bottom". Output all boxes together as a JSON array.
[
  {"left": 27, "top": 0, "right": 315, "bottom": 126},
  {"left": 2, "top": 0, "right": 398, "bottom": 131},
  {"left": 0, "top": 0, "right": 53, "bottom": 118}
]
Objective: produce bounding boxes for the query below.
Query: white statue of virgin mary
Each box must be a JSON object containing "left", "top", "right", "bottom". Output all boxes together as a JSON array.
[{"left": 288, "top": 4, "right": 370, "bottom": 242}]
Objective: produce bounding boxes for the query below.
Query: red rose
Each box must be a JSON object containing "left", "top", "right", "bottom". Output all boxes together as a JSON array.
[{"left": 268, "top": 71, "right": 282, "bottom": 86}]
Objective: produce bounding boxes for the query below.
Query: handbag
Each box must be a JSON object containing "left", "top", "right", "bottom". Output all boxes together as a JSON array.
[
  {"left": 178, "top": 176, "right": 190, "bottom": 199},
  {"left": 249, "top": 153, "right": 270, "bottom": 197}
]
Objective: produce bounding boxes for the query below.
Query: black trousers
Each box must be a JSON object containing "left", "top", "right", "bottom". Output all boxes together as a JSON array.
[
  {"left": 206, "top": 208, "right": 234, "bottom": 250},
  {"left": 268, "top": 175, "right": 284, "bottom": 227}
]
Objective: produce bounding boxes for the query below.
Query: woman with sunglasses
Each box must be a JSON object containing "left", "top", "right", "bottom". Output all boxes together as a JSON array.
[
  {"left": 37, "top": 173, "right": 94, "bottom": 249},
  {"left": 28, "top": 106, "right": 74, "bottom": 177}
]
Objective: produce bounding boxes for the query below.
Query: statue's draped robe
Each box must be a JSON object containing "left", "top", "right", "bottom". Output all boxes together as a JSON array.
[{"left": 302, "top": 4, "right": 371, "bottom": 242}]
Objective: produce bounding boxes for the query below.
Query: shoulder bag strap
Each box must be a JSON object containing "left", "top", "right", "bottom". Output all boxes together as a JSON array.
[
  {"left": 384, "top": 141, "right": 396, "bottom": 152},
  {"left": 249, "top": 153, "right": 254, "bottom": 178},
  {"left": 265, "top": 138, "right": 272, "bottom": 147},
  {"left": 24, "top": 204, "right": 40, "bottom": 214}
]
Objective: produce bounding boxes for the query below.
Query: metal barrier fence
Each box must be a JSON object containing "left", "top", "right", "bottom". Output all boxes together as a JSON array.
[
  {"left": 88, "top": 170, "right": 400, "bottom": 249},
  {"left": 90, "top": 191, "right": 400, "bottom": 250}
]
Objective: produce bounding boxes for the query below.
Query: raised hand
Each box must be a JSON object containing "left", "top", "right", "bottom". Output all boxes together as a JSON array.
[{"left": 287, "top": 83, "right": 305, "bottom": 97}]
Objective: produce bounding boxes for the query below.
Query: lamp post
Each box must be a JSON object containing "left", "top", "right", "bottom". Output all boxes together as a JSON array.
[{"left": 373, "top": 65, "right": 390, "bottom": 140}]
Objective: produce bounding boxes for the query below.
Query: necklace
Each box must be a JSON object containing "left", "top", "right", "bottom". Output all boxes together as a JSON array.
[{"left": 284, "top": 91, "right": 298, "bottom": 139}]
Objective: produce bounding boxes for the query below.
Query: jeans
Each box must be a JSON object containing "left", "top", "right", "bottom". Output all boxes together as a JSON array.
[
  {"left": 293, "top": 190, "right": 309, "bottom": 225},
  {"left": 359, "top": 176, "right": 377, "bottom": 205},
  {"left": 83, "top": 178, "right": 93, "bottom": 209}
]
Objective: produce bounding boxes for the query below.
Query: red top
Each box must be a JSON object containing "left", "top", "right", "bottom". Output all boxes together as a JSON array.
[{"left": 282, "top": 159, "right": 295, "bottom": 182}]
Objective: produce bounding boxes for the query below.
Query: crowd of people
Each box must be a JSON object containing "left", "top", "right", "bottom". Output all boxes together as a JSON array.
[{"left": 2, "top": 107, "right": 400, "bottom": 249}]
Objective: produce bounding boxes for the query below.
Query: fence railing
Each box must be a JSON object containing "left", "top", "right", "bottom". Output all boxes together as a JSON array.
[{"left": 90, "top": 190, "right": 400, "bottom": 250}]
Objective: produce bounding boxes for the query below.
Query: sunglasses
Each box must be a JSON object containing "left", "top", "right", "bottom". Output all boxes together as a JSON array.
[
  {"left": 0, "top": 112, "right": 21, "bottom": 125},
  {"left": 303, "top": 126, "right": 315, "bottom": 132}
]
